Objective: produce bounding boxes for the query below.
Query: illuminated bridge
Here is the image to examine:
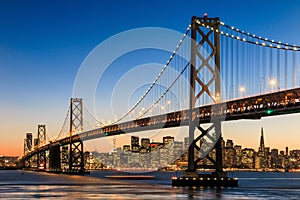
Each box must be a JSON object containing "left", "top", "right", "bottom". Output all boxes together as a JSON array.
[{"left": 20, "top": 15, "right": 300, "bottom": 187}]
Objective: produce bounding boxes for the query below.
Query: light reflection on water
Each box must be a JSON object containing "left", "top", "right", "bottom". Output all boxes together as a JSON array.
[{"left": 0, "top": 170, "right": 300, "bottom": 199}]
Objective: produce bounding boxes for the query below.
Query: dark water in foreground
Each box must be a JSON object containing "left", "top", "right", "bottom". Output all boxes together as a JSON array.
[{"left": 0, "top": 170, "right": 300, "bottom": 199}]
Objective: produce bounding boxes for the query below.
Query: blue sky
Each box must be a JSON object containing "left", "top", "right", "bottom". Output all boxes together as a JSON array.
[{"left": 1, "top": 0, "right": 300, "bottom": 155}]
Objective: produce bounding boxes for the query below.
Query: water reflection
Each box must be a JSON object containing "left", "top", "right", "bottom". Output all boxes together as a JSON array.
[{"left": 0, "top": 170, "right": 300, "bottom": 199}]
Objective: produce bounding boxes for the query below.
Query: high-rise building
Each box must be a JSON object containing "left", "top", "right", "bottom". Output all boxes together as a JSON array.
[
  {"left": 131, "top": 136, "right": 139, "bottom": 153},
  {"left": 234, "top": 145, "right": 242, "bottom": 167},
  {"left": 258, "top": 127, "right": 265, "bottom": 157},
  {"left": 141, "top": 138, "right": 150, "bottom": 150},
  {"left": 163, "top": 136, "right": 174, "bottom": 146},
  {"left": 24, "top": 132, "right": 33, "bottom": 154},
  {"left": 241, "top": 148, "right": 255, "bottom": 168},
  {"left": 26, "top": 133, "right": 32, "bottom": 146},
  {"left": 123, "top": 145, "right": 130, "bottom": 152},
  {"left": 257, "top": 127, "right": 268, "bottom": 168},
  {"left": 226, "top": 139, "right": 234, "bottom": 148},
  {"left": 184, "top": 137, "right": 189, "bottom": 151}
]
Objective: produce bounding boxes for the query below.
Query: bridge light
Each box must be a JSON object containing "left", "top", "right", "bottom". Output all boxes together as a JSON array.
[
  {"left": 240, "top": 87, "right": 245, "bottom": 97},
  {"left": 270, "top": 79, "right": 276, "bottom": 86},
  {"left": 239, "top": 87, "right": 245, "bottom": 93},
  {"left": 266, "top": 109, "right": 273, "bottom": 115}
]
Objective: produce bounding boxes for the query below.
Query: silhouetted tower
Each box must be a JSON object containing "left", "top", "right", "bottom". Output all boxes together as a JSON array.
[
  {"left": 37, "top": 125, "right": 47, "bottom": 169},
  {"left": 187, "top": 14, "right": 223, "bottom": 174},
  {"left": 68, "top": 98, "right": 84, "bottom": 172},
  {"left": 258, "top": 127, "right": 265, "bottom": 157}
]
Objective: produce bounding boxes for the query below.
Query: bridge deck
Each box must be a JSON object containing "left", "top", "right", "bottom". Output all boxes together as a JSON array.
[{"left": 22, "top": 87, "right": 300, "bottom": 160}]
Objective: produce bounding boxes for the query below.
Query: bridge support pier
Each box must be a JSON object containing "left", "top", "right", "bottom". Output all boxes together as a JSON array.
[
  {"left": 65, "top": 140, "right": 85, "bottom": 174},
  {"left": 49, "top": 145, "right": 61, "bottom": 173},
  {"left": 37, "top": 150, "right": 46, "bottom": 170}
]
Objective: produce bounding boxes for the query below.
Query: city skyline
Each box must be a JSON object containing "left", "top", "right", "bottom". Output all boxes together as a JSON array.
[
  {"left": 84, "top": 126, "right": 297, "bottom": 155},
  {"left": 83, "top": 128, "right": 300, "bottom": 171},
  {"left": 1, "top": 1, "right": 300, "bottom": 156}
]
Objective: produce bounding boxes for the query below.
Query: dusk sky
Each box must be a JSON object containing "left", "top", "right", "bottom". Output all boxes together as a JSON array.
[{"left": 1, "top": 0, "right": 300, "bottom": 156}]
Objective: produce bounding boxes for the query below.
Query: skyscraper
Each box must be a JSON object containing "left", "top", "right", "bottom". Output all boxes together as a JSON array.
[
  {"left": 256, "top": 127, "right": 267, "bottom": 169},
  {"left": 258, "top": 127, "right": 265, "bottom": 157},
  {"left": 131, "top": 136, "right": 139, "bottom": 153}
]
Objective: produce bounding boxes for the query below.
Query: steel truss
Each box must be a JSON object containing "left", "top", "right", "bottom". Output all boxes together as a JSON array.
[
  {"left": 188, "top": 15, "right": 223, "bottom": 173},
  {"left": 68, "top": 98, "right": 84, "bottom": 172}
]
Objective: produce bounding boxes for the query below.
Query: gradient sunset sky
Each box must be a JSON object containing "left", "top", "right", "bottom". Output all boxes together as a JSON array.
[{"left": 1, "top": 0, "right": 300, "bottom": 156}]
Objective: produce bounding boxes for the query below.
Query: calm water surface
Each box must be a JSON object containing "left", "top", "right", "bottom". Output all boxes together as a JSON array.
[{"left": 0, "top": 170, "right": 299, "bottom": 199}]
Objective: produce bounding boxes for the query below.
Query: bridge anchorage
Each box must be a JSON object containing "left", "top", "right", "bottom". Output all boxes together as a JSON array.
[
  {"left": 172, "top": 15, "right": 238, "bottom": 187},
  {"left": 21, "top": 98, "right": 86, "bottom": 175}
]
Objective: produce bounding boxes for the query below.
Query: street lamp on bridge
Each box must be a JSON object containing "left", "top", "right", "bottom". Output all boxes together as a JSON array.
[
  {"left": 270, "top": 79, "right": 276, "bottom": 91},
  {"left": 239, "top": 86, "right": 245, "bottom": 97}
]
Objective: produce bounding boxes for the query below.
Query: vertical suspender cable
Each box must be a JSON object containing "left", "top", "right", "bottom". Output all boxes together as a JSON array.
[
  {"left": 293, "top": 50, "right": 296, "bottom": 88},
  {"left": 225, "top": 35, "right": 229, "bottom": 100},
  {"left": 231, "top": 30, "right": 234, "bottom": 99},
  {"left": 277, "top": 49, "right": 280, "bottom": 91},
  {"left": 236, "top": 37, "right": 239, "bottom": 98},
  {"left": 262, "top": 46, "right": 266, "bottom": 93},
  {"left": 284, "top": 50, "right": 288, "bottom": 89},
  {"left": 270, "top": 47, "right": 273, "bottom": 80}
]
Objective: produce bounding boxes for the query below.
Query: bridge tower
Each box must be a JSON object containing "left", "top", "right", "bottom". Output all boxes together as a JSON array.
[
  {"left": 37, "top": 125, "right": 47, "bottom": 169},
  {"left": 173, "top": 15, "right": 237, "bottom": 187},
  {"left": 187, "top": 15, "right": 223, "bottom": 174},
  {"left": 68, "top": 98, "right": 84, "bottom": 173}
]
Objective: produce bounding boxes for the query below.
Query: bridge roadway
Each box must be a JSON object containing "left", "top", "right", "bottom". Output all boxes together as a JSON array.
[{"left": 23, "top": 87, "right": 300, "bottom": 160}]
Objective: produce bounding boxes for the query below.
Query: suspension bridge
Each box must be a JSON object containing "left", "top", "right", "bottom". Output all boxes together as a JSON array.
[{"left": 20, "top": 15, "right": 300, "bottom": 187}]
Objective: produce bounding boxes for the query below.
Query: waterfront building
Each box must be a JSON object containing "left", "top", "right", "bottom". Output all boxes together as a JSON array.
[
  {"left": 224, "top": 139, "right": 235, "bottom": 168},
  {"left": 234, "top": 145, "right": 242, "bottom": 167},
  {"left": 241, "top": 148, "right": 255, "bottom": 168},
  {"left": 163, "top": 136, "right": 174, "bottom": 146},
  {"left": 131, "top": 136, "right": 140, "bottom": 153}
]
